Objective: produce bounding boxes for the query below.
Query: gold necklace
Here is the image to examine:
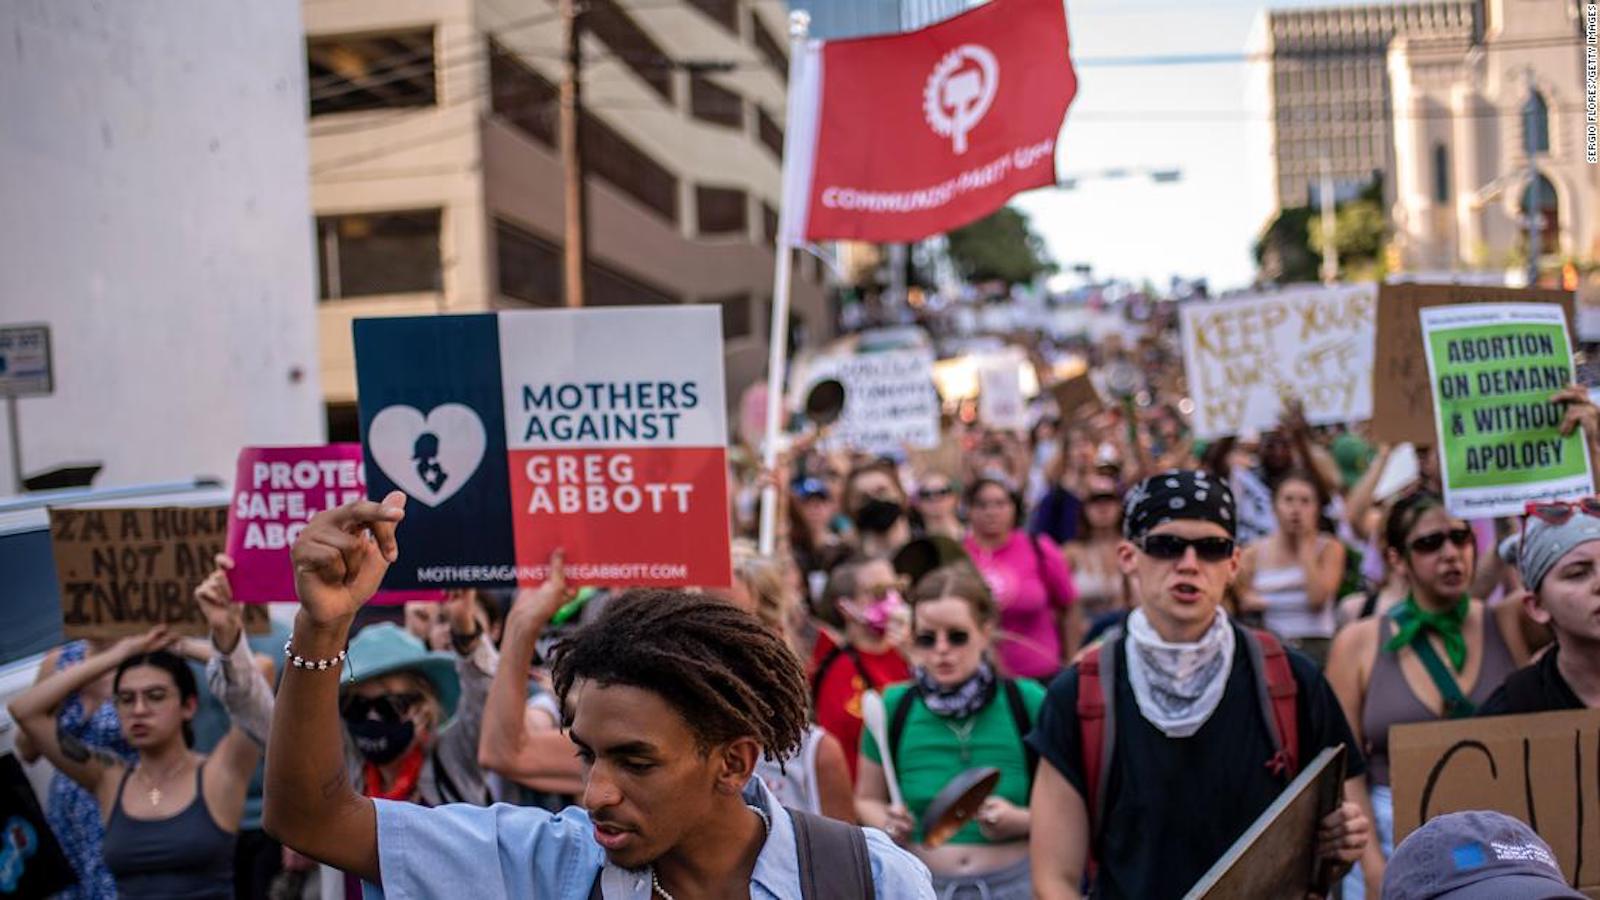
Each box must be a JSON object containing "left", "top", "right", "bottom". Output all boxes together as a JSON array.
[
  {"left": 651, "top": 805, "right": 771, "bottom": 900},
  {"left": 135, "top": 755, "right": 189, "bottom": 807}
]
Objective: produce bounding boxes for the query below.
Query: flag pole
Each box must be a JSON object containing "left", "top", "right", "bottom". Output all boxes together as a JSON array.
[{"left": 758, "top": 10, "right": 812, "bottom": 557}]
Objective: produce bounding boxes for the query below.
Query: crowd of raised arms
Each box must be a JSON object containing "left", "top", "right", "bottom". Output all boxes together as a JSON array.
[{"left": 11, "top": 342, "right": 1599, "bottom": 900}]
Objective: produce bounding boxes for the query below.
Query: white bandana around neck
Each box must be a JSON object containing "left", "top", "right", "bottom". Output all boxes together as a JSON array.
[{"left": 1123, "top": 607, "right": 1235, "bottom": 738}]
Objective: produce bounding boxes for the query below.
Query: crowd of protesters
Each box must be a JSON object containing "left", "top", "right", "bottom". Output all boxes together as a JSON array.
[{"left": 8, "top": 329, "right": 1600, "bottom": 900}]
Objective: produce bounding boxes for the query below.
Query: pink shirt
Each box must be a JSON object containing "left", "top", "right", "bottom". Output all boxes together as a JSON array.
[{"left": 964, "top": 531, "right": 1076, "bottom": 680}]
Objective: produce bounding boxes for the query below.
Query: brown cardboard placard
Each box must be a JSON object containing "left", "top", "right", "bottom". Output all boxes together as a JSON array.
[
  {"left": 1185, "top": 745, "right": 1346, "bottom": 899},
  {"left": 1390, "top": 709, "right": 1600, "bottom": 897},
  {"left": 1050, "top": 374, "right": 1103, "bottom": 420},
  {"left": 1373, "top": 284, "right": 1575, "bottom": 445},
  {"left": 51, "top": 506, "right": 268, "bottom": 638}
]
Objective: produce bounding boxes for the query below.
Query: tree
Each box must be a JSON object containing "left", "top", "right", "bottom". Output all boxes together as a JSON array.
[
  {"left": 1254, "top": 206, "right": 1320, "bottom": 284},
  {"left": 945, "top": 207, "right": 1056, "bottom": 286},
  {"left": 1255, "top": 176, "right": 1389, "bottom": 284}
]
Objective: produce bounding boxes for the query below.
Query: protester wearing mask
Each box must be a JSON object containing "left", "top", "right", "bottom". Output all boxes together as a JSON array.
[
  {"left": 8, "top": 561, "right": 271, "bottom": 900},
  {"left": 1237, "top": 471, "right": 1347, "bottom": 668},
  {"left": 264, "top": 497, "right": 934, "bottom": 899},
  {"left": 1325, "top": 490, "right": 1529, "bottom": 898},
  {"left": 1481, "top": 498, "right": 1600, "bottom": 714},
  {"left": 1027, "top": 470, "right": 1370, "bottom": 900},
  {"left": 844, "top": 460, "right": 913, "bottom": 558},
  {"left": 963, "top": 478, "right": 1076, "bottom": 680},
  {"left": 811, "top": 555, "right": 913, "bottom": 781},
  {"left": 857, "top": 566, "right": 1042, "bottom": 900}
]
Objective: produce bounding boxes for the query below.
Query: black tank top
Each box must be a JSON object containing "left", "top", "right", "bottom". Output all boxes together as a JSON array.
[{"left": 102, "top": 761, "right": 235, "bottom": 899}]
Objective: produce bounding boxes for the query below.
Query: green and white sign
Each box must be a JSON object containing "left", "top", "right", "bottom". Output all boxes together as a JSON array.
[{"left": 1421, "top": 303, "right": 1593, "bottom": 517}]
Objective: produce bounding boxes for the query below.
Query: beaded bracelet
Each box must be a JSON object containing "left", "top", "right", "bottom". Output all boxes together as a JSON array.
[{"left": 283, "top": 640, "right": 348, "bottom": 674}]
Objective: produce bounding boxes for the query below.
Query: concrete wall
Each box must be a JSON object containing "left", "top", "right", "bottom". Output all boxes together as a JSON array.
[{"left": 0, "top": 0, "right": 323, "bottom": 490}]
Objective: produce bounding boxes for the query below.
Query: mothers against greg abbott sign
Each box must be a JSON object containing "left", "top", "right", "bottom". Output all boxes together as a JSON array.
[{"left": 353, "top": 308, "right": 732, "bottom": 589}]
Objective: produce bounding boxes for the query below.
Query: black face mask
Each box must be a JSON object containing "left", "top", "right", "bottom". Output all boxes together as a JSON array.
[
  {"left": 345, "top": 717, "right": 416, "bottom": 765},
  {"left": 853, "top": 498, "right": 905, "bottom": 534}
]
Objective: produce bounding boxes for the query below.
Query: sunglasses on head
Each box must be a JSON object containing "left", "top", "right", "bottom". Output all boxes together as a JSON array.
[
  {"left": 1519, "top": 497, "right": 1600, "bottom": 544},
  {"left": 1407, "top": 527, "right": 1473, "bottom": 555},
  {"left": 340, "top": 692, "right": 423, "bottom": 723},
  {"left": 1137, "top": 533, "right": 1236, "bottom": 562},
  {"left": 912, "top": 628, "right": 971, "bottom": 649}
]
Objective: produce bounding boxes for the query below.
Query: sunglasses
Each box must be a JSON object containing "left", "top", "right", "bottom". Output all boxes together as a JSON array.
[
  {"left": 918, "top": 486, "right": 955, "bottom": 500},
  {"left": 340, "top": 692, "right": 423, "bottom": 723},
  {"left": 912, "top": 628, "right": 971, "bottom": 649},
  {"left": 1519, "top": 498, "right": 1600, "bottom": 544},
  {"left": 1137, "top": 534, "right": 1236, "bottom": 562},
  {"left": 1407, "top": 527, "right": 1474, "bottom": 555},
  {"left": 861, "top": 583, "right": 903, "bottom": 602},
  {"left": 1088, "top": 492, "right": 1121, "bottom": 503}
]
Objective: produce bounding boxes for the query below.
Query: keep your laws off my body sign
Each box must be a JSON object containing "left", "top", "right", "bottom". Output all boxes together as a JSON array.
[
  {"left": 354, "top": 307, "right": 732, "bottom": 590},
  {"left": 1421, "top": 303, "right": 1593, "bottom": 518},
  {"left": 1179, "top": 285, "right": 1375, "bottom": 440}
]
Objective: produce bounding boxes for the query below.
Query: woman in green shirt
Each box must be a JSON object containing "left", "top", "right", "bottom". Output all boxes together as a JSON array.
[{"left": 856, "top": 564, "right": 1043, "bottom": 900}]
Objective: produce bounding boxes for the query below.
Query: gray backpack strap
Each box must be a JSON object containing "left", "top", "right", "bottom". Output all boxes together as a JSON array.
[
  {"left": 788, "top": 807, "right": 875, "bottom": 900},
  {"left": 588, "top": 870, "right": 604, "bottom": 899},
  {"left": 1096, "top": 629, "right": 1120, "bottom": 831}
]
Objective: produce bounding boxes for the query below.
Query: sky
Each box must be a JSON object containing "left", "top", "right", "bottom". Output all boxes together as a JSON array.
[{"left": 1010, "top": 0, "right": 1391, "bottom": 294}]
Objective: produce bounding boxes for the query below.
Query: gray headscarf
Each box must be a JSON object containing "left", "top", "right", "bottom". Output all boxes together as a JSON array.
[{"left": 1499, "top": 506, "right": 1600, "bottom": 592}]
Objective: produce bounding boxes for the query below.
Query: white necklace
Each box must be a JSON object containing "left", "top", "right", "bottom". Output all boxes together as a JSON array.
[
  {"left": 944, "top": 718, "right": 978, "bottom": 764},
  {"left": 651, "top": 805, "right": 771, "bottom": 900}
]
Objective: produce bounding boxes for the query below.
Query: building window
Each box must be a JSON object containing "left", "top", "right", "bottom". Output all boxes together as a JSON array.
[
  {"left": 317, "top": 209, "right": 442, "bottom": 299},
  {"left": 308, "top": 30, "right": 436, "bottom": 116},
  {"left": 690, "top": 75, "right": 744, "bottom": 129},
  {"left": 496, "top": 218, "right": 680, "bottom": 307},
  {"left": 585, "top": 116, "right": 681, "bottom": 223},
  {"left": 489, "top": 39, "right": 559, "bottom": 146},
  {"left": 1522, "top": 90, "right": 1549, "bottom": 155},
  {"left": 686, "top": 0, "right": 737, "bottom": 32},
  {"left": 751, "top": 11, "right": 787, "bottom": 82},
  {"left": 696, "top": 186, "right": 748, "bottom": 236},
  {"left": 588, "top": 0, "right": 675, "bottom": 103},
  {"left": 757, "top": 107, "right": 783, "bottom": 159},
  {"left": 1431, "top": 142, "right": 1450, "bottom": 204},
  {"left": 762, "top": 202, "right": 779, "bottom": 245},
  {"left": 710, "top": 293, "right": 752, "bottom": 339}
]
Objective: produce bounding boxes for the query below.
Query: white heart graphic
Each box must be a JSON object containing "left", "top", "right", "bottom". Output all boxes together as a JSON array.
[{"left": 368, "top": 404, "right": 487, "bottom": 508}]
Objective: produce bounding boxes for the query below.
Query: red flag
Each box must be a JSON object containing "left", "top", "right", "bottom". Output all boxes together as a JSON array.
[{"left": 781, "top": 0, "right": 1077, "bottom": 244}]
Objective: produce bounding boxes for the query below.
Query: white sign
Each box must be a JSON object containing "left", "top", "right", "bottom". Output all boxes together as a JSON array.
[
  {"left": 0, "top": 324, "right": 52, "bottom": 397},
  {"left": 800, "top": 349, "right": 940, "bottom": 454},
  {"left": 977, "top": 355, "right": 1027, "bottom": 431},
  {"left": 1179, "top": 285, "right": 1376, "bottom": 439}
]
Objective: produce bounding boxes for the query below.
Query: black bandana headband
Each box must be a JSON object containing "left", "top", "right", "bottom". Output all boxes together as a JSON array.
[{"left": 1122, "top": 469, "right": 1237, "bottom": 541}]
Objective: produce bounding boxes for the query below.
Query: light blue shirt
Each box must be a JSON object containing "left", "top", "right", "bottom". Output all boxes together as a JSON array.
[{"left": 364, "top": 778, "right": 934, "bottom": 899}]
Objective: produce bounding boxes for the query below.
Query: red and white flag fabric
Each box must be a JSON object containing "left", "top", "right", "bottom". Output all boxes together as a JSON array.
[{"left": 781, "top": 0, "right": 1077, "bottom": 244}]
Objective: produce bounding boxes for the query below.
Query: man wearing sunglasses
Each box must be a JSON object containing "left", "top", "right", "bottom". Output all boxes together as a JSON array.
[{"left": 1027, "top": 470, "right": 1370, "bottom": 900}]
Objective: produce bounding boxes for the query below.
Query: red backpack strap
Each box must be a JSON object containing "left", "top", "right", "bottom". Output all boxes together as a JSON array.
[
  {"left": 1241, "top": 628, "right": 1299, "bottom": 779},
  {"left": 1075, "top": 629, "right": 1120, "bottom": 845}
]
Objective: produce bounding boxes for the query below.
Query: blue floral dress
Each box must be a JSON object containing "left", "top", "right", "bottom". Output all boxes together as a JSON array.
[{"left": 45, "top": 641, "right": 135, "bottom": 900}]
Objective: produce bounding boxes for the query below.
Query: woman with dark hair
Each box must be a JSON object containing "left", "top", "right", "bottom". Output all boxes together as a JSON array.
[
  {"left": 856, "top": 564, "right": 1042, "bottom": 899},
  {"left": 1324, "top": 491, "right": 1530, "bottom": 898},
  {"left": 962, "top": 477, "right": 1076, "bottom": 680},
  {"left": 843, "top": 459, "right": 914, "bottom": 558},
  {"left": 8, "top": 563, "right": 270, "bottom": 900}
]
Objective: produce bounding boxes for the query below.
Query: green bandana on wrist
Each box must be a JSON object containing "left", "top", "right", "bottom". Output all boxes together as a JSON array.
[{"left": 1384, "top": 594, "right": 1470, "bottom": 672}]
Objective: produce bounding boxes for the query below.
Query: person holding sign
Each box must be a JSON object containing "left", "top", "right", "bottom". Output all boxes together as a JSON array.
[
  {"left": 1026, "top": 470, "right": 1370, "bottom": 900},
  {"left": 963, "top": 477, "right": 1077, "bottom": 680},
  {"left": 1237, "top": 471, "right": 1347, "bottom": 668},
  {"left": 1481, "top": 496, "right": 1600, "bottom": 715},
  {"left": 856, "top": 565, "right": 1043, "bottom": 899},
  {"left": 263, "top": 494, "right": 935, "bottom": 899},
  {"left": 7, "top": 564, "right": 272, "bottom": 900},
  {"left": 1324, "top": 490, "right": 1530, "bottom": 897}
]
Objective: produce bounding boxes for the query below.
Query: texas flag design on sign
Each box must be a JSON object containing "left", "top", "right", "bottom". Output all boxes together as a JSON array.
[{"left": 353, "top": 307, "right": 732, "bottom": 590}]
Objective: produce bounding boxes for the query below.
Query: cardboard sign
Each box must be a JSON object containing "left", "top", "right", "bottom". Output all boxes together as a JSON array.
[
  {"left": 1178, "top": 285, "right": 1376, "bottom": 440},
  {"left": 1372, "top": 283, "right": 1576, "bottom": 445},
  {"left": 977, "top": 356, "right": 1027, "bottom": 431},
  {"left": 1185, "top": 745, "right": 1346, "bottom": 899},
  {"left": 50, "top": 506, "right": 268, "bottom": 638},
  {"left": 353, "top": 307, "right": 732, "bottom": 589},
  {"left": 225, "top": 445, "right": 446, "bottom": 605},
  {"left": 1050, "top": 373, "right": 1103, "bottom": 420},
  {"left": 798, "top": 348, "right": 940, "bottom": 454},
  {"left": 1391, "top": 709, "right": 1600, "bottom": 896},
  {"left": 1421, "top": 303, "right": 1593, "bottom": 517}
]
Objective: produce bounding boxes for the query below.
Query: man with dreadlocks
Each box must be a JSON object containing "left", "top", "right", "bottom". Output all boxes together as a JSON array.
[{"left": 263, "top": 492, "right": 933, "bottom": 899}]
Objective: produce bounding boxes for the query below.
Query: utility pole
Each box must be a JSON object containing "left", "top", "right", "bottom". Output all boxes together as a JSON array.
[
  {"left": 1523, "top": 68, "right": 1541, "bottom": 288},
  {"left": 1318, "top": 158, "right": 1339, "bottom": 285},
  {"left": 560, "top": 0, "right": 588, "bottom": 307}
]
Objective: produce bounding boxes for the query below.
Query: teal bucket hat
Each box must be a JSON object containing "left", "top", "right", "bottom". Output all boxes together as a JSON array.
[{"left": 341, "top": 623, "right": 461, "bottom": 723}]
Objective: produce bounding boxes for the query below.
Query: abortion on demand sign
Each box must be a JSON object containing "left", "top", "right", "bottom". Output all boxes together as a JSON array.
[{"left": 353, "top": 307, "right": 732, "bottom": 589}]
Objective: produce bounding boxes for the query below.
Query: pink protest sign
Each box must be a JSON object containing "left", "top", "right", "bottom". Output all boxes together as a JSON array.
[{"left": 226, "top": 445, "right": 443, "bottom": 604}]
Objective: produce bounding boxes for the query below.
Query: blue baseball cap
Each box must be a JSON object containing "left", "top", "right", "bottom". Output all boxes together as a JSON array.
[
  {"left": 792, "top": 476, "right": 830, "bottom": 499},
  {"left": 1383, "top": 810, "right": 1583, "bottom": 899}
]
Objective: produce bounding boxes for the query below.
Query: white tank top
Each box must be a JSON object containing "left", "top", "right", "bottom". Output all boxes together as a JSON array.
[
  {"left": 754, "top": 725, "right": 826, "bottom": 814},
  {"left": 1255, "top": 558, "right": 1336, "bottom": 640}
]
